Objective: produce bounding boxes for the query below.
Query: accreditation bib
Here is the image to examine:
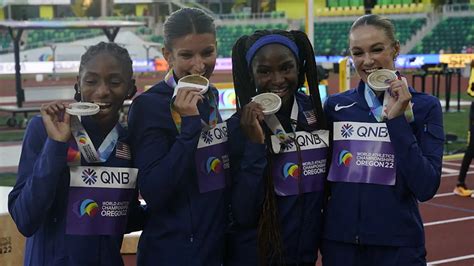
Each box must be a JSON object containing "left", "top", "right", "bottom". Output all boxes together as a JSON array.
[
  {"left": 328, "top": 121, "right": 396, "bottom": 186},
  {"left": 270, "top": 130, "right": 329, "bottom": 196},
  {"left": 66, "top": 166, "right": 138, "bottom": 235},
  {"left": 195, "top": 122, "right": 230, "bottom": 193}
]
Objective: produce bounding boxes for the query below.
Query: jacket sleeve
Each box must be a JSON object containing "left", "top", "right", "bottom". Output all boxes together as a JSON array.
[
  {"left": 128, "top": 95, "right": 202, "bottom": 211},
  {"left": 8, "top": 117, "right": 68, "bottom": 237},
  {"left": 386, "top": 99, "right": 444, "bottom": 202},
  {"left": 228, "top": 116, "right": 267, "bottom": 226}
]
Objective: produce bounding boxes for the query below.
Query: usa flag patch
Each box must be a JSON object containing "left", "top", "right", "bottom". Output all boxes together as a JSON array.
[
  {"left": 115, "top": 142, "right": 131, "bottom": 160},
  {"left": 303, "top": 110, "right": 317, "bottom": 125}
]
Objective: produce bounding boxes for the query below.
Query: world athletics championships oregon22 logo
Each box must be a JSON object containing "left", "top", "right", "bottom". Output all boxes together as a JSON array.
[
  {"left": 78, "top": 199, "right": 99, "bottom": 217},
  {"left": 206, "top": 157, "right": 222, "bottom": 174},
  {"left": 81, "top": 168, "right": 97, "bottom": 185},
  {"left": 282, "top": 162, "right": 300, "bottom": 180},
  {"left": 76, "top": 131, "right": 88, "bottom": 145},
  {"left": 340, "top": 123, "right": 354, "bottom": 138},
  {"left": 338, "top": 150, "right": 353, "bottom": 167}
]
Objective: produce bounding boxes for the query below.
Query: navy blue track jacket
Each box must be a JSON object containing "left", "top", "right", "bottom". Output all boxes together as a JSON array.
[
  {"left": 227, "top": 92, "right": 325, "bottom": 265},
  {"left": 8, "top": 116, "right": 144, "bottom": 266},
  {"left": 323, "top": 81, "right": 444, "bottom": 247},
  {"left": 128, "top": 80, "right": 227, "bottom": 266}
]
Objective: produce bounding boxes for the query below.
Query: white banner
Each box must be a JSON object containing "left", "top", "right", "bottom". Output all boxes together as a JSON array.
[
  {"left": 197, "top": 122, "right": 228, "bottom": 149},
  {"left": 333, "top": 121, "right": 391, "bottom": 142},
  {"left": 70, "top": 166, "right": 138, "bottom": 189},
  {"left": 271, "top": 130, "right": 329, "bottom": 153}
]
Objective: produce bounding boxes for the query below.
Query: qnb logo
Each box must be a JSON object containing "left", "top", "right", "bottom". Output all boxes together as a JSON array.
[
  {"left": 338, "top": 150, "right": 353, "bottom": 167},
  {"left": 201, "top": 131, "right": 214, "bottom": 144},
  {"left": 340, "top": 123, "right": 354, "bottom": 138},
  {"left": 206, "top": 157, "right": 222, "bottom": 174},
  {"left": 81, "top": 168, "right": 97, "bottom": 185},
  {"left": 79, "top": 199, "right": 99, "bottom": 217},
  {"left": 282, "top": 162, "right": 300, "bottom": 180}
]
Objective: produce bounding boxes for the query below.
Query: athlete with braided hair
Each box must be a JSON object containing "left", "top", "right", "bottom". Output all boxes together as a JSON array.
[
  {"left": 9, "top": 41, "right": 144, "bottom": 266},
  {"left": 227, "top": 29, "right": 328, "bottom": 266}
]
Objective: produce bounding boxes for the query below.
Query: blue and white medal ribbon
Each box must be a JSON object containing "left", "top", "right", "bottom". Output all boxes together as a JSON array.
[{"left": 70, "top": 116, "right": 119, "bottom": 163}]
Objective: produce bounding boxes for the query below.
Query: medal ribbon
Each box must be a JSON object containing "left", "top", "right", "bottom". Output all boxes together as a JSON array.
[
  {"left": 69, "top": 115, "right": 119, "bottom": 163},
  {"left": 364, "top": 74, "right": 414, "bottom": 123},
  {"left": 263, "top": 97, "right": 298, "bottom": 143}
]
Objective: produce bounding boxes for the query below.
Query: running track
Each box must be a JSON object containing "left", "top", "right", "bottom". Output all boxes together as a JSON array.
[{"left": 121, "top": 158, "right": 474, "bottom": 266}]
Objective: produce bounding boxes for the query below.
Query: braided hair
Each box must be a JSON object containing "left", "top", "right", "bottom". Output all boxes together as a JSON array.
[
  {"left": 75, "top": 41, "right": 136, "bottom": 101},
  {"left": 231, "top": 30, "right": 327, "bottom": 265}
]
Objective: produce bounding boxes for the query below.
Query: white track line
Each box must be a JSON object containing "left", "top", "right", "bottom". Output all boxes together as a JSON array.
[
  {"left": 424, "top": 216, "right": 474, "bottom": 227},
  {"left": 442, "top": 170, "right": 474, "bottom": 178},
  {"left": 442, "top": 167, "right": 459, "bottom": 174},
  {"left": 442, "top": 162, "right": 462, "bottom": 167},
  {"left": 443, "top": 161, "right": 474, "bottom": 168},
  {"left": 427, "top": 254, "right": 474, "bottom": 265},
  {"left": 433, "top": 192, "right": 455, "bottom": 198}
]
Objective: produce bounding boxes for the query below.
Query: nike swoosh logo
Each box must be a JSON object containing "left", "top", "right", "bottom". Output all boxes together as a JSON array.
[{"left": 335, "top": 102, "right": 357, "bottom": 111}]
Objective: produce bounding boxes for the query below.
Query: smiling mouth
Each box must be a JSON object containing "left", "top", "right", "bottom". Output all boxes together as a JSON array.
[
  {"left": 94, "top": 102, "right": 112, "bottom": 110},
  {"left": 269, "top": 88, "right": 289, "bottom": 96}
]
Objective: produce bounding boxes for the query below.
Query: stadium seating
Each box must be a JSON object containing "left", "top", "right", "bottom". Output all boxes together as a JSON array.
[
  {"left": 372, "top": 2, "right": 425, "bottom": 15},
  {"left": 215, "top": 23, "right": 288, "bottom": 57},
  {"left": 410, "top": 16, "right": 474, "bottom": 54},
  {"left": 0, "top": 16, "right": 149, "bottom": 53},
  {"left": 25, "top": 28, "right": 103, "bottom": 50},
  {"left": 0, "top": 31, "right": 11, "bottom": 52},
  {"left": 313, "top": 18, "right": 426, "bottom": 55}
]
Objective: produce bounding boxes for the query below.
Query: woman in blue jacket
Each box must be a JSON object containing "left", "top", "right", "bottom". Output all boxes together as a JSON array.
[
  {"left": 322, "top": 15, "right": 444, "bottom": 266},
  {"left": 127, "top": 8, "right": 228, "bottom": 266},
  {"left": 227, "top": 29, "right": 328, "bottom": 266},
  {"left": 8, "top": 42, "right": 144, "bottom": 266}
]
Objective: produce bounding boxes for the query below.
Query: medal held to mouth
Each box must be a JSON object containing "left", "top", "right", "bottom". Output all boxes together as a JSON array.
[
  {"left": 66, "top": 102, "right": 100, "bottom": 116},
  {"left": 172, "top": 74, "right": 210, "bottom": 97},
  {"left": 367, "top": 69, "right": 398, "bottom": 91},
  {"left": 252, "top": 92, "right": 282, "bottom": 115}
]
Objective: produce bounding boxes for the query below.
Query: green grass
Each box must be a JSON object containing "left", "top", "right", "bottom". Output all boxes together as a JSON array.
[
  {"left": 0, "top": 115, "right": 29, "bottom": 142},
  {"left": 0, "top": 173, "right": 17, "bottom": 187},
  {"left": 443, "top": 107, "right": 469, "bottom": 154},
  {"left": 0, "top": 131, "right": 25, "bottom": 142}
]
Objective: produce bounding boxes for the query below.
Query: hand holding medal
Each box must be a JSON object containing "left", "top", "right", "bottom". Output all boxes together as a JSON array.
[
  {"left": 241, "top": 93, "right": 287, "bottom": 145},
  {"left": 40, "top": 101, "right": 74, "bottom": 143},
  {"left": 172, "top": 75, "right": 209, "bottom": 117},
  {"left": 367, "top": 69, "right": 413, "bottom": 121}
]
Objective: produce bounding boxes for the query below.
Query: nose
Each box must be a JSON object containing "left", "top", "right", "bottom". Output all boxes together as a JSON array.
[
  {"left": 272, "top": 71, "right": 285, "bottom": 86},
  {"left": 191, "top": 56, "right": 205, "bottom": 75},
  {"left": 95, "top": 81, "right": 111, "bottom": 98},
  {"left": 362, "top": 52, "right": 374, "bottom": 66}
]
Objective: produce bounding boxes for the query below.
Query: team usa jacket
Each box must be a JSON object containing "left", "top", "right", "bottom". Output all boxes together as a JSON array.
[
  {"left": 323, "top": 81, "right": 444, "bottom": 247},
  {"left": 226, "top": 92, "right": 326, "bottom": 265},
  {"left": 128, "top": 80, "right": 227, "bottom": 266},
  {"left": 8, "top": 116, "right": 144, "bottom": 266}
]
